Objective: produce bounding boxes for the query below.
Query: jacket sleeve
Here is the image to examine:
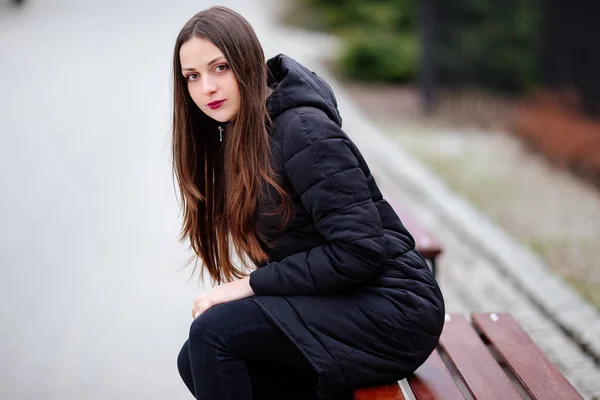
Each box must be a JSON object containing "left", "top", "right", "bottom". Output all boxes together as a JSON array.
[{"left": 249, "top": 112, "right": 387, "bottom": 295}]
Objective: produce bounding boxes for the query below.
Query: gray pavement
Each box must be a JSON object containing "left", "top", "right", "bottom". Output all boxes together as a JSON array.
[
  {"left": 1, "top": 0, "right": 599, "bottom": 399},
  {"left": 0, "top": 1, "right": 341, "bottom": 399},
  {"left": 0, "top": 1, "right": 273, "bottom": 398}
]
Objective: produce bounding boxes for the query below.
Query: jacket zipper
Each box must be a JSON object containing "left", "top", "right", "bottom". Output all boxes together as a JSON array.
[{"left": 218, "top": 126, "right": 224, "bottom": 142}]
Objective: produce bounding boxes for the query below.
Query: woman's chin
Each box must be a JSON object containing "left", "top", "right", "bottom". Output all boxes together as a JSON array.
[{"left": 208, "top": 111, "right": 232, "bottom": 123}]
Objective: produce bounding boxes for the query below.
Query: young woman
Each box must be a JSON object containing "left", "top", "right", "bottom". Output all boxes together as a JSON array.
[{"left": 173, "top": 6, "right": 445, "bottom": 400}]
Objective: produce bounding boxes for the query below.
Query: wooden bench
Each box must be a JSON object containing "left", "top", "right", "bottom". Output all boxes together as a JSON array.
[
  {"left": 391, "top": 201, "right": 443, "bottom": 278},
  {"left": 354, "top": 312, "right": 583, "bottom": 400}
]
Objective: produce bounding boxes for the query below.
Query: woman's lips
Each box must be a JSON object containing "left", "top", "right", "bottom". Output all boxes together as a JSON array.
[{"left": 207, "top": 100, "right": 226, "bottom": 110}]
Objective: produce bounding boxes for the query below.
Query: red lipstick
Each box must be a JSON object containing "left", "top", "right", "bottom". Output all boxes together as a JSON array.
[{"left": 207, "top": 100, "right": 226, "bottom": 110}]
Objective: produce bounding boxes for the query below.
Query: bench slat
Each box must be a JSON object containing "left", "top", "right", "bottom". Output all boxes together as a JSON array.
[
  {"left": 408, "top": 348, "right": 465, "bottom": 400},
  {"left": 472, "top": 313, "right": 583, "bottom": 400},
  {"left": 354, "top": 383, "right": 405, "bottom": 400},
  {"left": 439, "top": 313, "right": 522, "bottom": 400}
]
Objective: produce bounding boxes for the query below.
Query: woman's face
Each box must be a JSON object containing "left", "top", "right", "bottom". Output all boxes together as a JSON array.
[{"left": 179, "top": 37, "right": 240, "bottom": 123}]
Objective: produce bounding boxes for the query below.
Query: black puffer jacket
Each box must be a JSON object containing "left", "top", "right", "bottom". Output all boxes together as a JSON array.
[{"left": 248, "top": 54, "right": 445, "bottom": 399}]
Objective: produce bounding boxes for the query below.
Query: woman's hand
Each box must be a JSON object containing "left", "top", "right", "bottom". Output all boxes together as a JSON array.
[{"left": 192, "top": 276, "right": 255, "bottom": 319}]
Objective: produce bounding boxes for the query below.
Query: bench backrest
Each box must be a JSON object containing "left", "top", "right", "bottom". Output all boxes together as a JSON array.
[{"left": 389, "top": 200, "right": 442, "bottom": 260}]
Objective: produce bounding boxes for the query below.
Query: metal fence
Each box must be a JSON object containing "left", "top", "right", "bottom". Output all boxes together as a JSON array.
[
  {"left": 540, "top": 0, "right": 600, "bottom": 116},
  {"left": 420, "top": 0, "right": 600, "bottom": 117}
]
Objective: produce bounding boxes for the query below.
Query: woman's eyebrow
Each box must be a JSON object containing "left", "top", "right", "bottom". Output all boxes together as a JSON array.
[
  {"left": 182, "top": 57, "right": 226, "bottom": 72},
  {"left": 207, "top": 56, "right": 226, "bottom": 66}
]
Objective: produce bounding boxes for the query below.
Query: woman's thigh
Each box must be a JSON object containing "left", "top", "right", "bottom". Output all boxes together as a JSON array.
[
  {"left": 181, "top": 298, "right": 319, "bottom": 397},
  {"left": 188, "top": 298, "right": 313, "bottom": 369},
  {"left": 179, "top": 340, "right": 319, "bottom": 399}
]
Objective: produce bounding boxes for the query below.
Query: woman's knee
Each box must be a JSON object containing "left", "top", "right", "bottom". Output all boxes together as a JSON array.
[
  {"left": 188, "top": 299, "right": 263, "bottom": 346},
  {"left": 188, "top": 304, "right": 227, "bottom": 347}
]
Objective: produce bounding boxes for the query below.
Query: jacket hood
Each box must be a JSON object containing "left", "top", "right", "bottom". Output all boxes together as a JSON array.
[{"left": 266, "top": 54, "right": 342, "bottom": 127}]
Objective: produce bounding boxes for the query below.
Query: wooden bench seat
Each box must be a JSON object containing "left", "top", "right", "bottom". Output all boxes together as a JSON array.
[{"left": 354, "top": 313, "right": 582, "bottom": 400}]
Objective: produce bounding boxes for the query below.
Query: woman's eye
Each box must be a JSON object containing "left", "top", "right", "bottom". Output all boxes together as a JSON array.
[
  {"left": 215, "top": 64, "right": 229, "bottom": 73},
  {"left": 186, "top": 73, "right": 199, "bottom": 82}
]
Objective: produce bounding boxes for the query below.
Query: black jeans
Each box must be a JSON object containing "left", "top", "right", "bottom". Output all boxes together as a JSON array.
[{"left": 177, "top": 298, "right": 321, "bottom": 399}]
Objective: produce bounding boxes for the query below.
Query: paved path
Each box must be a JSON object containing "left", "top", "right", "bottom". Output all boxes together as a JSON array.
[
  {"left": 0, "top": 1, "right": 344, "bottom": 399},
  {"left": 1, "top": 0, "right": 598, "bottom": 399},
  {"left": 0, "top": 1, "right": 289, "bottom": 398}
]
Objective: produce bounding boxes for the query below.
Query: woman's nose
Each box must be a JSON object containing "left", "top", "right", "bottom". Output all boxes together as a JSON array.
[{"left": 201, "top": 76, "right": 218, "bottom": 96}]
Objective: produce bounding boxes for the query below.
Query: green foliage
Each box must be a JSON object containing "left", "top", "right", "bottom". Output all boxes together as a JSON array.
[
  {"left": 338, "top": 30, "right": 417, "bottom": 83},
  {"left": 310, "top": 0, "right": 416, "bottom": 32},
  {"left": 296, "top": 0, "right": 418, "bottom": 83}
]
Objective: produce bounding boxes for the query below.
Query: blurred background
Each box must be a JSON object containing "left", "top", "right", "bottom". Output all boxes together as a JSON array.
[
  {"left": 1, "top": 0, "right": 599, "bottom": 399},
  {"left": 285, "top": 0, "right": 600, "bottom": 308}
]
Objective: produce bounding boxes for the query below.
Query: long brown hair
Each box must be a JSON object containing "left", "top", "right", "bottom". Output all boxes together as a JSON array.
[{"left": 172, "top": 6, "right": 290, "bottom": 284}]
